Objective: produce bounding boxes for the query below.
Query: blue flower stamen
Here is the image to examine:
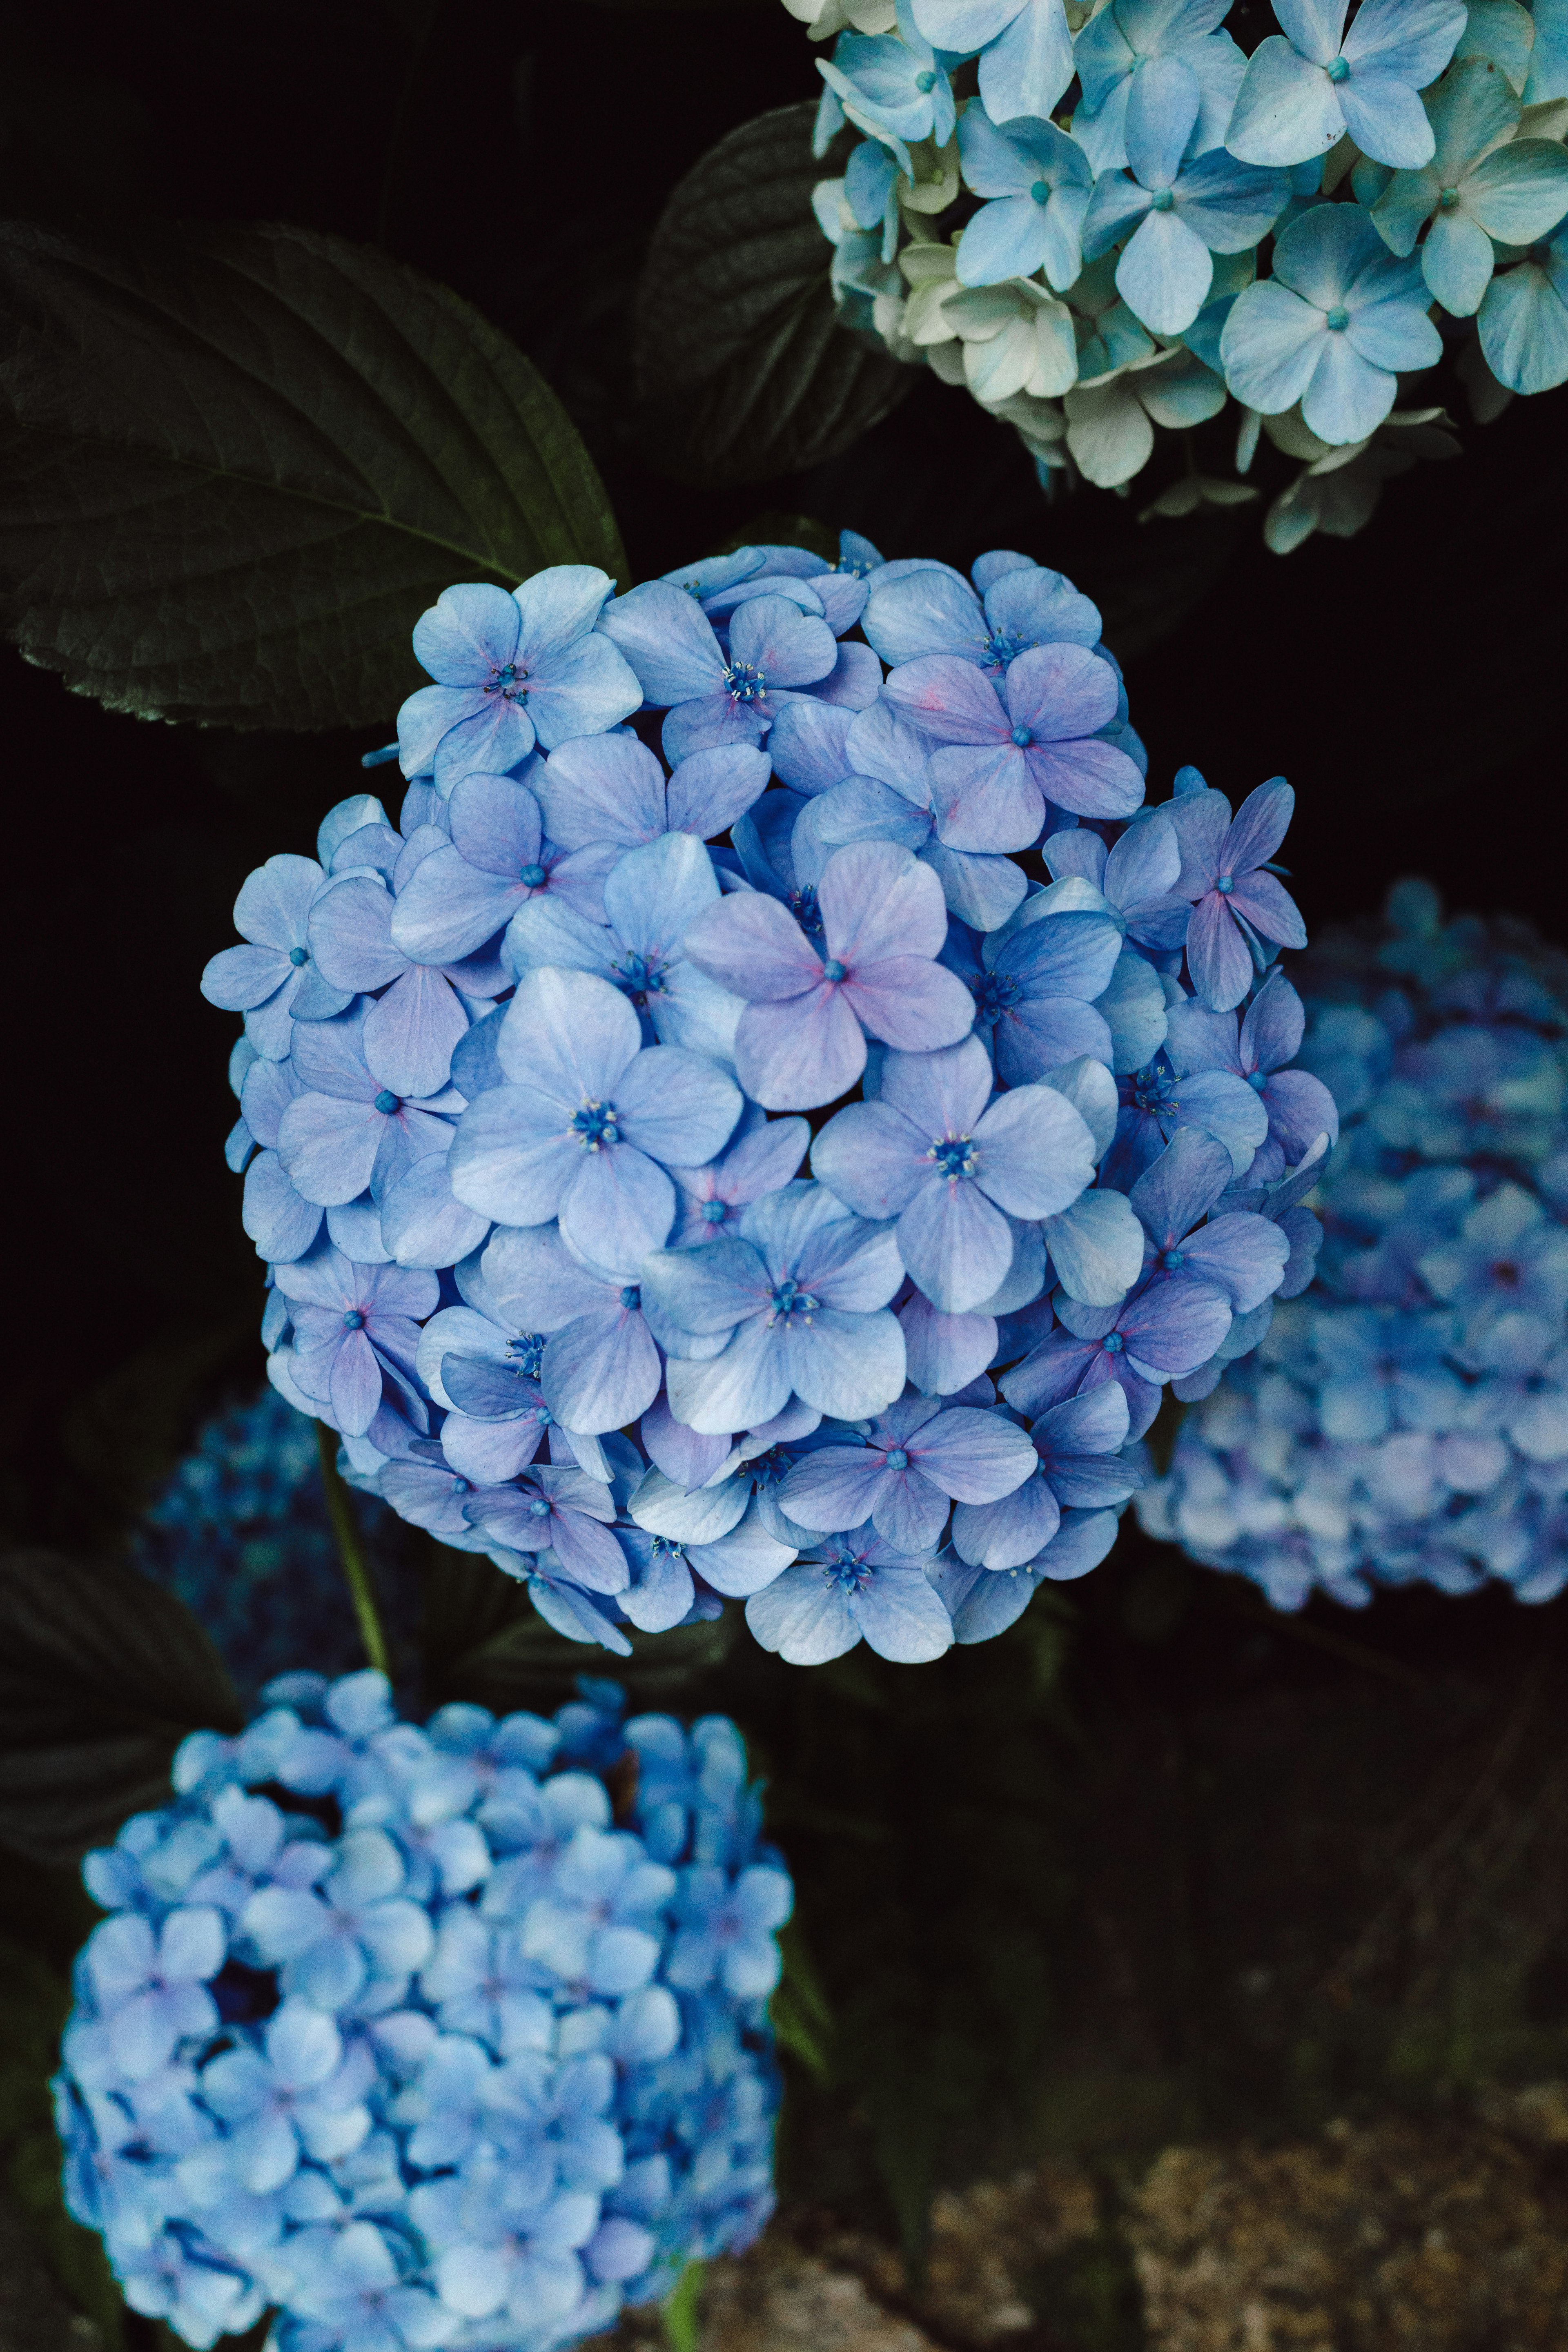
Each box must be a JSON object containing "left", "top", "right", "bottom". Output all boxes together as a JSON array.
[{"left": 571, "top": 1099, "right": 621, "bottom": 1150}]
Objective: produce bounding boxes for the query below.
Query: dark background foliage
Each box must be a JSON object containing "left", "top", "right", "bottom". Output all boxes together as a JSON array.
[{"left": 2, "top": 4, "right": 1568, "bottom": 2345}]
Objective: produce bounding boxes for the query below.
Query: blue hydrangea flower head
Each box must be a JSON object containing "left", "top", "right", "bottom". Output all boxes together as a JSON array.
[
  {"left": 56, "top": 1674, "right": 788, "bottom": 2350},
  {"left": 207, "top": 547, "right": 1322, "bottom": 1662},
  {"left": 1140, "top": 886, "right": 1568, "bottom": 1607}
]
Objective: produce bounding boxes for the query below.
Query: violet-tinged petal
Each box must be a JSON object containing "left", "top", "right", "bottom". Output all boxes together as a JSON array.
[
  {"left": 735, "top": 988, "right": 869, "bottom": 1110},
  {"left": 682, "top": 892, "right": 824, "bottom": 1002},
  {"left": 544, "top": 1307, "right": 663, "bottom": 1435}
]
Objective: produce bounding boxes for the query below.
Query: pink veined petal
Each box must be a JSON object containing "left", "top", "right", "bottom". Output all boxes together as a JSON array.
[
  {"left": 1220, "top": 776, "right": 1294, "bottom": 874},
  {"left": 819, "top": 840, "right": 949, "bottom": 967},
  {"left": 1023, "top": 737, "right": 1145, "bottom": 820},
  {"left": 1223, "top": 870, "right": 1308, "bottom": 948},
  {"left": 681, "top": 892, "right": 825, "bottom": 1002},
  {"left": 882, "top": 655, "right": 1012, "bottom": 747},
  {"left": 1184, "top": 892, "right": 1256, "bottom": 1011},
  {"left": 841, "top": 960, "right": 976, "bottom": 1054},
  {"left": 735, "top": 989, "right": 869, "bottom": 1111},
  {"left": 928, "top": 744, "right": 1044, "bottom": 853}
]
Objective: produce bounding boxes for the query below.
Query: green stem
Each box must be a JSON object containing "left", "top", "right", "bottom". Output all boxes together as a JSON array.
[{"left": 316, "top": 1421, "right": 390, "bottom": 1676}]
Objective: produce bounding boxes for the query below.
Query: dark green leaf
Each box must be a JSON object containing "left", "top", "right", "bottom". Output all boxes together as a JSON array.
[
  {"left": 634, "top": 104, "right": 912, "bottom": 488},
  {"left": 0, "top": 221, "right": 628, "bottom": 731},
  {"left": 0, "top": 1550, "right": 241, "bottom": 1868}
]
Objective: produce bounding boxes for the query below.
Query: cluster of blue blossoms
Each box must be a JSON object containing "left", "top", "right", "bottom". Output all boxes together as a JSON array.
[
  {"left": 133, "top": 1390, "right": 401, "bottom": 1699},
  {"left": 202, "top": 546, "right": 1335, "bottom": 1665},
  {"left": 56, "top": 1673, "right": 786, "bottom": 2351},
  {"left": 791, "top": 0, "right": 1568, "bottom": 546},
  {"left": 1139, "top": 881, "right": 1568, "bottom": 1607}
]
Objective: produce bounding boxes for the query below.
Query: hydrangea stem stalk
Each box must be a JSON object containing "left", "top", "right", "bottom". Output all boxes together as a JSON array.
[{"left": 315, "top": 1420, "right": 390, "bottom": 1675}]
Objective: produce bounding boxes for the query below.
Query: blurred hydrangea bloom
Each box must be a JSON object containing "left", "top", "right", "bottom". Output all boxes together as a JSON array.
[
  {"left": 1138, "top": 882, "right": 1568, "bottom": 1606},
  {"left": 791, "top": 0, "right": 1568, "bottom": 546},
  {"left": 56, "top": 1671, "right": 786, "bottom": 2352},
  {"left": 203, "top": 548, "right": 1323, "bottom": 1664},
  {"left": 131, "top": 1389, "right": 410, "bottom": 1701}
]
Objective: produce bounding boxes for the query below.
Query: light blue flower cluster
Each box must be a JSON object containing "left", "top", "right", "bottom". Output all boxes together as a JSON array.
[
  {"left": 203, "top": 549, "right": 1332, "bottom": 1665},
  {"left": 791, "top": 0, "right": 1568, "bottom": 546},
  {"left": 1138, "top": 881, "right": 1568, "bottom": 1606},
  {"left": 54, "top": 1670, "right": 786, "bottom": 2352},
  {"left": 132, "top": 1389, "right": 402, "bottom": 1699}
]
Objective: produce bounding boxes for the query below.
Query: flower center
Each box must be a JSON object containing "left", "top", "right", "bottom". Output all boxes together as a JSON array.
[
  {"left": 824, "top": 1552, "right": 872, "bottom": 1594},
  {"left": 1247, "top": 1069, "right": 1267, "bottom": 1090},
  {"left": 915, "top": 68, "right": 936, "bottom": 90},
  {"left": 1010, "top": 724, "right": 1033, "bottom": 747},
  {"left": 1216, "top": 872, "right": 1235, "bottom": 893},
  {"left": 1128, "top": 1060, "right": 1178, "bottom": 1115},
  {"left": 748, "top": 1445, "right": 789, "bottom": 1489},
  {"left": 486, "top": 661, "right": 528, "bottom": 701},
  {"left": 724, "top": 659, "right": 767, "bottom": 705},
  {"left": 508, "top": 1334, "right": 546, "bottom": 1379},
  {"left": 289, "top": 946, "right": 309, "bottom": 967},
  {"left": 1162, "top": 1248, "right": 1185, "bottom": 1270},
  {"left": 766, "top": 1278, "right": 821, "bottom": 1328},
  {"left": 928, "top": 1134, "right": 977, "bottom": 1180},
  {"left": 973, "top": 971, "right": 1021, "bottom": 1025},
  {"left": 1326, "top": 53, "right": 1349, "bottom": 79},
  {"left": 1438, "top": 186, "right": 1459, "bottom": 208},
  {"left": 822, "top": 958, "right": 846, "bottom": 982},
  {"left": 528, "top": 1497, "right": 550, "bottom": 1517},
  {"left": 570, "top": 1099, "right": 621, "bottom": 1149},
  {"left": 700, "top": 1199, "right": 728, "bottom": 1223},
  {"left": 1150, "top": 187, "right": 1174, "bottom": 211},
  {"left": 343, "top": 1310, "right": 365, "bottom": 1330},
  {"left": 981, "top": 626, "right": 1029, "bottom": 668},
  {"left": 620, "top": 1285, "right": 641, "bottom": 1311},
  {"left": 650, "top": 1535, "right": 687, "bottom": 1559},
  {"left": 612, "top": 950, "right": 666, "bottom": 1004},
  {"left": 1324, "top": 306, "right": 1349, "bottom": 330},
  {"left": 788, "top": 884, "right": 824, "bottom": 939},
  {"left": 1102, "top": 1332, "right": 1125, "bottom": 1354},
  {"left": 883, "top": 1448, "right": 909, "bottom": 1470},
  {"left": 1030, "top": 178, "right": 1051, "bottom": 204},
  {"left": 374, "top": 1089, "right": 400, "bottom": 1114},
  {"left": 519, "top": 862, "right": 548, "bottom": 887}
]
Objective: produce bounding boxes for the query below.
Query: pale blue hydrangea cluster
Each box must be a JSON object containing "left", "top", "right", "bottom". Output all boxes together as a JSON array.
[
  {"left": 55, "top": 1671, "right": 786, "bottom": 2352},
  {"left": 791, "top": 0, "right": 1568, "bottom": 547},
  {"left": 202, "top": 549, "right": 1333, "bottom": 1667},
  {"left": 132, "top": 1389, "right": 402, "bottom": 1699},
  {"left": 1138, "top": 882, "right": 1568, "bottom": 1606}
]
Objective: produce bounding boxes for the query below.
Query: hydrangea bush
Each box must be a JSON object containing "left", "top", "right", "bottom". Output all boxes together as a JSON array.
[
  {"left": 202, "top": 544, "right": 1335, "bottom": 1666},
  {"left": 790, "top": 0, "right": 1568, "bottom": 547},
  {"left": 1138, "top": 881, "right": 1568, "bottom": 1605},
  {"left": 132, "top": 1390, "right": 406, "bottom": 1699},
  {"left": 56, "top": 1671, "right": 786, "bottom": 2351}
]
